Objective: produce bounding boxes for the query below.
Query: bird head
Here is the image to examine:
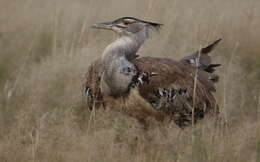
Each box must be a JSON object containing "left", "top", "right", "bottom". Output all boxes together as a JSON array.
[{"left": 91, "top": 17, "right": 162, "bottom": 37}]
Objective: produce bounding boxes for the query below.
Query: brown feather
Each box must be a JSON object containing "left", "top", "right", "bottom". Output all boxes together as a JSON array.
[
  {"left": 84, "top": 55, "right": 219, "bottom": 127},
  {"left": 84, "top": 59, "right": 103, "bottom": 109},
  {"left": 132, "top": 57, "right": 218, "bottom": 126}
]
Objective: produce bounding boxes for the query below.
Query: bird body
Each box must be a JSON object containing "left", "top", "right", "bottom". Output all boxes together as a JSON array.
[{"left": 85, "top": 17, "right": 221, "bottom": 127}]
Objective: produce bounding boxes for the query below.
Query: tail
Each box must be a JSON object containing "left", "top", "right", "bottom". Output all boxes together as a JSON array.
[
  {"left": 200, "top": 39, "right": 222, "bottom": 54},
  {"left": 204, "top": 63, "right": 221, "bottom": 73},
  {"left": 181, "top": 39, "right": 222, "bottom": 72},
  {"left": 181, "top": 39, "right": 222, "bottom": 84}
]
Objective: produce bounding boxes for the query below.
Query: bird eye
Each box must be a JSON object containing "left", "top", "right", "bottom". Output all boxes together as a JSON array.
[{"left": 123, "top": 21, "right": 130, "bottom": 25}]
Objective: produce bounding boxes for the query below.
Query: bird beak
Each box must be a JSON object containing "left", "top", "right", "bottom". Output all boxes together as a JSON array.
[{"left": 90, "top": 21, "right": 114, "bottom": 30}]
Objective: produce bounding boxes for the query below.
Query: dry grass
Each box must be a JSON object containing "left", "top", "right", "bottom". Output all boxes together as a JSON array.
[{"left": 0, "top": 0, "right": 260, "bottom": 161}]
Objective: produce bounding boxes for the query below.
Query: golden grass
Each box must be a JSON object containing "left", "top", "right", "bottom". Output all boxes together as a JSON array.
[{"left": 0, "top": 0, "right": 259, "bottom": 161}]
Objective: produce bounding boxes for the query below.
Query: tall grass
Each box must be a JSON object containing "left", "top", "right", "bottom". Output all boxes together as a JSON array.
[{"left": 0, "top": 0, "right": 259, "bottom": 161}]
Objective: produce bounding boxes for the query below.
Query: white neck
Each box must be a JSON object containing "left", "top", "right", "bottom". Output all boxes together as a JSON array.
[
  {"left": 99, "top": 28, "right": 151, "bottom": 96},
  {"left": 101, "top": 28, "right": 149, "bottom": 66}
]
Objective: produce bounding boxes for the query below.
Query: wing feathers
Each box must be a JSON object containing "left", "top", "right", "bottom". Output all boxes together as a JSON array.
[
  {"left": 84, "top": 40, "right": 221, "bottom": 127},
  {"left": 181, "top": 39, "right": 222, "bottom": 69},
  {"left": 132, "top": 56, "right": 218, "bottom": 127},
  {"left": 201, "top": 39, "right": 222, "bottom": 54}
]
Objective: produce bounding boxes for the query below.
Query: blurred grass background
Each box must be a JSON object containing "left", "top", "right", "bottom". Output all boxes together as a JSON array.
[{"left": 0, "top": 0, "right": 259, "bottom": 161}]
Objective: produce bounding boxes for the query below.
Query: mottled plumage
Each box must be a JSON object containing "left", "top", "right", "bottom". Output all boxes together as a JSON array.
[{"left": 84, "top": 17, "right": 221, "bottom": 127}]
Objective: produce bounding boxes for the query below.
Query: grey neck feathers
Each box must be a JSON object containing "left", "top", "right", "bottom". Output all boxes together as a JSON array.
[
  {"left": 101, "top": 28, "right": 149, "bottom": 66},
  {"left": 100, "top": 28, "right": 149, "bottom": 97}
]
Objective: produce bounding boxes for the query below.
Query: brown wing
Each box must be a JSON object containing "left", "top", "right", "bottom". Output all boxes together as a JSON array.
[
  {"left": 133, "top": 56, "right": 219, "bottom": 127},
  {"left": 84, "top": 56, "right": 219, "bottom": 127}
]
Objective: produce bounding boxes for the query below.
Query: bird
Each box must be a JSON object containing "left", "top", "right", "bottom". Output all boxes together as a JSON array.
[{"left": 84, "top": 17, "right": 221, "bottom": 127}]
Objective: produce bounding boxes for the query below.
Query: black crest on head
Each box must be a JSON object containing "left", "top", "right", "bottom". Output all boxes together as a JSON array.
[{"left": 114, "top": 17, "right": 163, "bottom": 29}]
